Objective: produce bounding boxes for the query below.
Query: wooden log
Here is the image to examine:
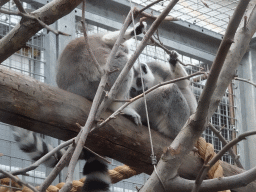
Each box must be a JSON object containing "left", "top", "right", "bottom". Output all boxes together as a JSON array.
[{"left": 0, "top": 66, "right": 254, "bottom": 191}]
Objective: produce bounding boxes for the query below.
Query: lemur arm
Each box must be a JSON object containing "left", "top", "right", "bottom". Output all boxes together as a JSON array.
[{"left": 102, "top": 22, "right": 147, "bottom": 46}]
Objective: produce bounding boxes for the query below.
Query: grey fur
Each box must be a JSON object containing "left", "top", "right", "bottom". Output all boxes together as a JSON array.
[{"left": 128, "top": 50, "right": 197, "bottom": 139}]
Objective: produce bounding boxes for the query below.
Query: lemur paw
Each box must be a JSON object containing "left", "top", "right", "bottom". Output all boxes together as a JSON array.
[
  {"left": 169, "top": 50, "right": 179, "bottom": 66},
  {"left": 132, "top": 113, "right": 142, "bottom": 126},
  {"left": 169, "top": 50, "right": 179, "bottom": 59},
  {"left": 133, "top": 21, "right": 147, "bottom": 36}
]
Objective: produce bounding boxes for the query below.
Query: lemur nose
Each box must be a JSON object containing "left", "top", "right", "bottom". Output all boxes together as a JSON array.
[{"left": 136, "top": 78, "right": 142, "bottom": 87}]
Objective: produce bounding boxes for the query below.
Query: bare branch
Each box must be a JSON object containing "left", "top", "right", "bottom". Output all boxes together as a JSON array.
[
  {"left": 0, "top": 8, "right": 20, "bottom": 15},
  {"left": 0, "top": 0, "right": 83, "bottom": 63},
  {"left": 192, "top": 131, "right": 256, "bottom": 192},
  {"left": 234, "top": 77, "right": 256, "bottom": 87},
  {"left": 200, "top": 0, "right": 209, "bottom": 8},
  {"left": 208, "top": 124, "right": 243, "bottom": 169},
  {"left": 0, "top": 169, "right": 38, "bottom": 192},
  {"left": 39, "top": 131, "right": 82, "bottom": 192},
  {"left": 13, "top": 0, "right": 26, "bottom": 13},
  {"left": 137, "top": 0, "right": 163, "bottom": 14},
  {"left": 148, "top": 35, "right": 203, "bottom": 69},
  {"left": 134, "top": 7, "right": 179, "bottom": 21}
]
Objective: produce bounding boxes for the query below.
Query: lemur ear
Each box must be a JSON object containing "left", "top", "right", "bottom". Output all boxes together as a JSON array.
[{"left": 141, "top": 63, "right": 147, "bottom": 74}]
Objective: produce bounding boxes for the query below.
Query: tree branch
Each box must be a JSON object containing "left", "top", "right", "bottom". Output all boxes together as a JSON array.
[
  {"left": 234, "top": 77, "right": 256, "bottom": 87},
  {"left": 80, "top": 0, "right": 103, "bottom": 76},
  {"left": 0, "top": 0, "right": 83, "bottom": 63}
]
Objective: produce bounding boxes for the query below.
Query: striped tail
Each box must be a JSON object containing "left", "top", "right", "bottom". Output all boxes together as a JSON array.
[
  {"left": 11, "top": 127, "right": 110, "bottom": 191},
  {"left": 82, "top": 150, "right": 111, "bottom": 192},
  {"left": 11, "top": 126, "right": 65, "bottom": 167}
]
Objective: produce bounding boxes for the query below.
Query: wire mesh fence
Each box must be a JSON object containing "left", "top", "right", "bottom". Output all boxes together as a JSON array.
[{"left": 131, "top": 0, "right": 239, "bottom": 34}]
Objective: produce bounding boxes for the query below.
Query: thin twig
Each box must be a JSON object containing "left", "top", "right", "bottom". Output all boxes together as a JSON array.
[
  {"left": 200, "top": 0, "right": 209, "bottom": 8},
  {"left": 0, "top": 169, "right": 39, "bottom": 192},
  {"left": 148, "top": 35, "right": 203, "bottom": 69},
  {"left": 13, "top": 0, "right": 26, "bottom": 13},
  {"left": 208, "top": 123, "right": 243, "bottom": 169},
  {"left": 192, "top": 131, "right": 256, "bottom": 192},
  {"left": 0, "top": 8, "right": 70, "bottom": 36},
  {"left": 137, "top": 0, "right": 163, "bottom": 14},
  {"left": 0, "top": 139, "right": 74, "bottom": 179},
  {"left": 0, "top": 8, "right": 19, "bottom": 15},
  {"left": 39, "top": 131, "right": 83, "bottom": 192},
  {"left": 83, "top": 146, "right": 111, "bottom": 164},
  {"left": 80, "top": 0, "right": 103, "bottom": 76},
  {"left": 234, "top": 77, "right": 256, "bottom": 87},
  {"left": 134, "top": 7, "right": 179, "bottom": 21}
]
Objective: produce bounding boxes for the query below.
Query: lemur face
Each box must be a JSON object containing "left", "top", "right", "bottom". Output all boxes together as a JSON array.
[{"left": 130, "top": 63, "right": 155, "bottom": 98}]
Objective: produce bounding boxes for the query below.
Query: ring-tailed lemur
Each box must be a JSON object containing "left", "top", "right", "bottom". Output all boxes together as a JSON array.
[
  {"left": 12, "top": 22, "right": 147, "bottom": 192},
  {"left": 130, "top": 50, "right": 197, "bottom": 115},
  {"left": 126, "top": 50, "right": 197, "bottom": 139}
]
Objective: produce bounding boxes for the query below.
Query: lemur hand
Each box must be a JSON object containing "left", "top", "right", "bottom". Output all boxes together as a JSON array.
[
  {"left": 169, "top": 50, "right": 179, "bottom": 66},
  {"left": 132, "top": 21, "right": 147, "bottom": 36}
]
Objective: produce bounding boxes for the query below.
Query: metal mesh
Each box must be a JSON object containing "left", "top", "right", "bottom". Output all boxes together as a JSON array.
[{"left": 131, "top": 0, "right": 239, "bottom": 34}]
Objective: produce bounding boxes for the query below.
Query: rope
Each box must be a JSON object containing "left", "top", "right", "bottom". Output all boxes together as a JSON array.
[{"left": 196, "top": 137, "right": 231, "bottom": 192}]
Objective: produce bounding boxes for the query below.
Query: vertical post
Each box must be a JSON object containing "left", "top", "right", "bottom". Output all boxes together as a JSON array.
[{"left": 237, "top": 50, "right": 256, "bottom": 169}]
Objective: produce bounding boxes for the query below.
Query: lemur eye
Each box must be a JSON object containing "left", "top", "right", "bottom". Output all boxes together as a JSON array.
[{"left": 141, "top": 64, "right": 147, "bottom": 74}]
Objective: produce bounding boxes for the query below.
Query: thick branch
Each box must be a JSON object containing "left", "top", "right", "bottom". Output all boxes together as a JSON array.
[
  {"left": 0, "top": 0, "right": 9, "bottom": 7},
  {"left": 0, "top": 0, "right": 83, "bottom": 63}
]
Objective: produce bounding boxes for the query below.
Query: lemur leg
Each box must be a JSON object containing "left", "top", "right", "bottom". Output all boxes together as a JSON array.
[
  {"left": 131, "top": 84, "right": 190, "bottom": 139},
  {"left": 102, "top": 22, "right": 147, "bottom": 46}
]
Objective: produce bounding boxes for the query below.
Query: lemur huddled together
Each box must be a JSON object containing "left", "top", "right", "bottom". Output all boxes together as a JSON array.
[{"left": 12, "top": 21, "right": 197, "bottom": 192}]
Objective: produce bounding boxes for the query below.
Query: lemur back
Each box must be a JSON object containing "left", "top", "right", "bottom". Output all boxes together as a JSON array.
[{"left": 56, "top": 34, "right": 131, "bottom": 101}]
